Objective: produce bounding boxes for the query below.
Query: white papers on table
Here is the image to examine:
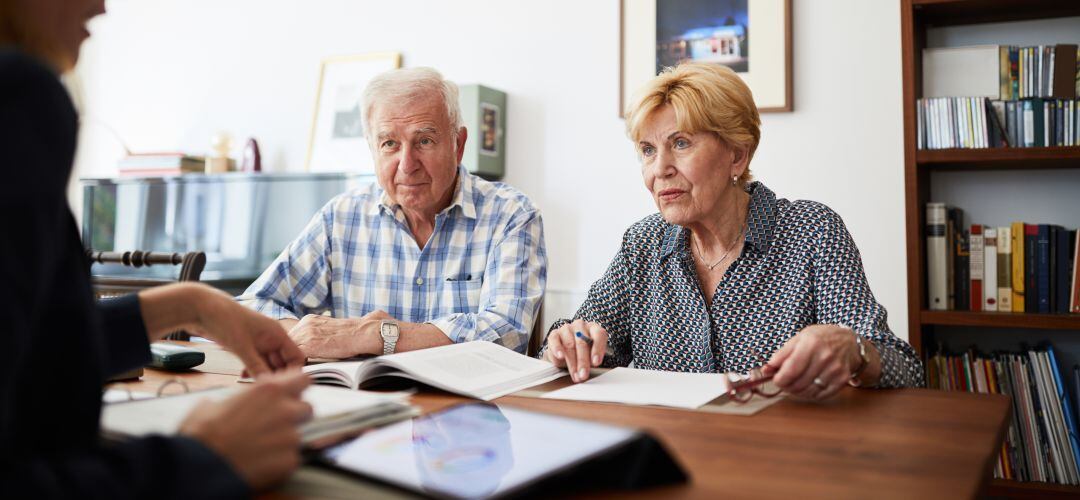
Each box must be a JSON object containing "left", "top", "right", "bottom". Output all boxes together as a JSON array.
[{"left": 540, "top": 367, "right": 734, "bottom": 409}]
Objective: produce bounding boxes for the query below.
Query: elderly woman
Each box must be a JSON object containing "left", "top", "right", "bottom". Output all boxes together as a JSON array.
[{"left": 541, "top": 62, "right": 922, "bottom": 400}]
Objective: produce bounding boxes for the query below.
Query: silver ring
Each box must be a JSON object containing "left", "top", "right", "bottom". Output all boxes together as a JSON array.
[{"left": 812, "top": 377, "right": 827, "bottom": 389}]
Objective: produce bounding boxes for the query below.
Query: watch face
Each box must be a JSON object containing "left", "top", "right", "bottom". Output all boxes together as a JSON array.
[{"left": 381, "top": 322, "right": 399, "bottom": 341}]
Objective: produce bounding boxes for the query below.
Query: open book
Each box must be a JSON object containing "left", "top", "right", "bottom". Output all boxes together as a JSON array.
[
  {"left": 303, "top": 341, "right": 566, "bottom": 401},
  {"left": 101, "top": 385, "right": 417, "bottom": 446}
]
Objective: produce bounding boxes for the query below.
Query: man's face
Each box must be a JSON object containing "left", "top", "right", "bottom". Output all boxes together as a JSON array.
[{"left": 369, "top": 93, "right": 466, "bottom": 216}]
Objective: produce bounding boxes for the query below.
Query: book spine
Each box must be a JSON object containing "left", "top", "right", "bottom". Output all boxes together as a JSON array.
[
  {"left": 926, "top": 203, "right": 948, "bottom": 310},
  {"left": 1012, "top": 221, "right": 1026, "bottom": 312},
  {"left": 1038, "top": 225, "right": 1052, "bottom": 314},
  {"left": 1024, "top": 100, "right": 1035, "bottom": 147},
  {"left": 957, "top": 229, "right": 971, "bottom": 311},
  {"left": 998, "top": 226, "right": 1013, "bottom": 312},
  {"left": 1073, "top": 230, "right": 1080, "bottom": 314},
  {"left": 984, "top": 227, "right": 999, "bottom": 312},
  {"left": 1050, "top": 226, "right": 1059, "bottom": 314},
  {"left": 1026, "top": 224, "right": 1040, "bottom": 313},
  {"left": 970, "top": 225, "right": 984, "bottom": 312},
  {"left": 1056, "top": 228, "right": 1073, "bottom": 314}
]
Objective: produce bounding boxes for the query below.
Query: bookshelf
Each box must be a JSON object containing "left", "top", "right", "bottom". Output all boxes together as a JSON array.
[{"left": 901, "top": 0, "right": 1080, "bottom": 497}]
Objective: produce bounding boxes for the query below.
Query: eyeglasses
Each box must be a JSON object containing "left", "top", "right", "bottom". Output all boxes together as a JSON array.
[{"left": 726, "top": 349, "right": 783, "bottom": 403}]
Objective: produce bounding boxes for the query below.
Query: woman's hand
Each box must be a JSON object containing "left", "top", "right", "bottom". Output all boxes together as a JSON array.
[
  {"left": 542, "top": 319, "right": 608, "bottom": 383},
  {"left": 138, "top": 283, "right": 305, "bottom": 377},
  {"left": 192, "top": 286, "right": 306, "bottom": 376},
  {"left": 766, "top": 324, "right": 877, "bottom": 401},
  {"left": 179, "top": 370, "right": 312, "bottom": 491}
]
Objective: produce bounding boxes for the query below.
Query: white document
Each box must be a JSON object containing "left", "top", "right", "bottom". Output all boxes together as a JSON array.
[
  {"left": 101, "top": 385, "right": 413, "bottom": 444},
  {"left": 303, "top": 341, "right": 566, "bottom": 401},
  {"left": 540, "top": 367, "right": 734, "bottom": 409}
]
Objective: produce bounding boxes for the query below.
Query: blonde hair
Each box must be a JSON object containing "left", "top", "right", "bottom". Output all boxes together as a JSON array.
[
  {"left": 625, "top": 62, "right": 761, "bottom": 187},
  {"left": 0, "top": 0, "right": 72, "bottom": 71}
]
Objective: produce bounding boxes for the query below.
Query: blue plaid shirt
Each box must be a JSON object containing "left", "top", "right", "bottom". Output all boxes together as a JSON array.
[{"left": 237, "top": 166, "right": 547, "bottom": 353}]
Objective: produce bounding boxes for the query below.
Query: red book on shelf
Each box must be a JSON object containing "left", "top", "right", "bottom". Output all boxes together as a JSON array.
[{"left": 970, "top": 224, "right": 984, "bottom": 312}]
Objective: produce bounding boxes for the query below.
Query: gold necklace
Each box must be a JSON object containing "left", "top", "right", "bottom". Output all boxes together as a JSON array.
[{"left": 692, "top": 223, "right": 745, "bottom": 271}]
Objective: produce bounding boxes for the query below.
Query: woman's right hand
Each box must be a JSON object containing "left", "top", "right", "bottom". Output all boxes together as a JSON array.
[
  {"left": 542, "top": 319, "right": 608, "bottom": 383},
  {"left": 179, "top": 370, "right": 312, "bottom": 491}
]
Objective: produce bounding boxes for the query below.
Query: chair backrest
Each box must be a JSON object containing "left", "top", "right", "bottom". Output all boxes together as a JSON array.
[
  {"left": 87, "top": 250, "right": 206, "bottom": 340},
  {"left": 527, "top": 304, "right": 546, "bottom": 357}
]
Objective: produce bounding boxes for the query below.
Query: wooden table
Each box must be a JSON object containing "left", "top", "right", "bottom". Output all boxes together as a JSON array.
[{"left": 110, "top": 348, "right": 1010, "bottom": 499}]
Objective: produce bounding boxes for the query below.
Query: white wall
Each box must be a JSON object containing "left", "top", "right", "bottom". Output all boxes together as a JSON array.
[{"left": 73, "top": 0, "right": 909, "bottom": 339}]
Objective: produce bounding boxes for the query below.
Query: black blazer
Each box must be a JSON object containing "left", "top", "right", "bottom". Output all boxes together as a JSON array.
[{"left": 0, "top": 48, "right": 247, "bottom": 499}]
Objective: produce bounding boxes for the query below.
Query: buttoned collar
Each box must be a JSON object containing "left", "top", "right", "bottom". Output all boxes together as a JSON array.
[
  {"left": 369, "top": 165, "right": 477, "bottom": 220},
  {"left": 660, "top": 181, "right": 778, "bottom": 260}
]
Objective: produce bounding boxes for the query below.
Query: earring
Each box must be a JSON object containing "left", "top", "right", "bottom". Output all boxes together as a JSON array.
[{"left": 731, "top": 176, "right": 738, "bottom": 186}]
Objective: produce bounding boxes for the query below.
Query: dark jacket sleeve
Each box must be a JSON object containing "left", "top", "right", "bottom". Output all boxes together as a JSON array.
[
  {"left": 14, "top": 436, "right": 250, "bottom": 500},
  {"left": 97, "top": 294, "right": 152, "bottom": 376},
  {"left": 0, "top": 48, "right": 249, "bottom": 500}
]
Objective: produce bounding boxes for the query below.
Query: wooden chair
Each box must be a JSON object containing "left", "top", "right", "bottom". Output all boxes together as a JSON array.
[
  {"left": 527, "top": 304, "right": 546, "bottom": 357},
  {"left": 87, "top": 250, "right": 206, "bottom": 341}
]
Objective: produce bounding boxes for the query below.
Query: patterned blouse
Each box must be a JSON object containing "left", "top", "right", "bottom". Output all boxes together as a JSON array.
[{"left": 544, "top": 182, "right": 924, "bottom": 388}]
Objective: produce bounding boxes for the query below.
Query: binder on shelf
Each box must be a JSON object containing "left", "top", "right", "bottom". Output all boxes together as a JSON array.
[{"left": 926, "top": 203, "right": 948, "bottom": 310}]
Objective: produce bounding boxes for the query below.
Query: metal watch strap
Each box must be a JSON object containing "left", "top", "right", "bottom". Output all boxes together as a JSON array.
[
  {"left": 849, "top": 333, "right": 869, "bottom": 387},
  {"left": 380, "top": 321, "right": 399, "bottom": 355}
]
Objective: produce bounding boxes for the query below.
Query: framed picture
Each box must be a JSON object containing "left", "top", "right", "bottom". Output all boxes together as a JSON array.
[
  {"left": 305, "top": 52, "right": 401, "bottom": 172},
  {"left": 620, "top": 0, "right": 792, "bottom": 115},
  {"left": 479, "top": 102, "right": 500, "bottom": 157}
]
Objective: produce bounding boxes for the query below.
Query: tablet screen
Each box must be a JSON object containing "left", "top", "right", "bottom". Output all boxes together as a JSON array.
[{"left": 320, "top": 402, "right": 637, "bottom": 499}]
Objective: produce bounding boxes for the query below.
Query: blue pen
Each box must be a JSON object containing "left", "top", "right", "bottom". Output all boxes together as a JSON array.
[{"left": 575, "top": 331, "right": 594, "bottom": 346}]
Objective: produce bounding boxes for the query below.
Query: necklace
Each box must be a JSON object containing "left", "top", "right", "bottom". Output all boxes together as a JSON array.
[{"left": 692, "top": 223, "right": 745, "bottom": 271}]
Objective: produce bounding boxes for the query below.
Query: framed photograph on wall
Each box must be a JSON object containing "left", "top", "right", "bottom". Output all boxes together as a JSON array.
[
  {"left": 620, "top": 0, "right": 792, "bottom": 116},
  {"left": 305, "top": 52, "right": 401, "bottom": 172}
]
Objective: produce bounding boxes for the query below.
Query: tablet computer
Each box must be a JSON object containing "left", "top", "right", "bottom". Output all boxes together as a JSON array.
[{"left": 316, "top": 402, "right": 640, "bottom": 499}]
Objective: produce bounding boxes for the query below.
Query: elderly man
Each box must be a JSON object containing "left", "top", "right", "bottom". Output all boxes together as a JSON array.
[{"left": 238, "top": 67, "right": 546, "bottom": 357}]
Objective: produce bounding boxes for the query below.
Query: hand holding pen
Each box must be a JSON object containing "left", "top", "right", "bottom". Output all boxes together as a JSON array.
[{"left": 541, "top": 319, "right": 609, "bottom": 383}]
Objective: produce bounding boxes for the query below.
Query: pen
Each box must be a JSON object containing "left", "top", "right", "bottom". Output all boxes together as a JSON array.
[{"left": 575, "top": 331, "right": 593, "bottom": 346}]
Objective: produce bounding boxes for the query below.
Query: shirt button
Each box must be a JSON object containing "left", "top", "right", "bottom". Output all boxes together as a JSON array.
[{"left": 416, "top": 277, "right": 424, "bottom": 285}]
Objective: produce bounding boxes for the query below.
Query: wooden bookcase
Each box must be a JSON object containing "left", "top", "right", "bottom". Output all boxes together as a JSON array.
[{"left": 901, "top": 0, "right": 1080, "bottom": 497}]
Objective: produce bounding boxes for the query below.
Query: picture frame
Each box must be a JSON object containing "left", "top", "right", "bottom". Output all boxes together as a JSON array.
[
  {"left": 305, "top": 52, "right": 402, "bottom": 172},
  {"left": 619, "top": 0, "right": 792, "bottom": 116}
]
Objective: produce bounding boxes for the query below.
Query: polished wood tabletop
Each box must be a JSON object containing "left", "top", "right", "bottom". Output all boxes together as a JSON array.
[{"left": 109, "top": 345, "right": 1010, "bottom": 499}]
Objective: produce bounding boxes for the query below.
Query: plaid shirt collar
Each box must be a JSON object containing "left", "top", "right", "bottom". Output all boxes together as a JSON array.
[
  {"left": 370, "top": 165, "right": 478, "bottom": 220},
  {"left": 659, "top": 181, "right": 778, "bottom": 260}
]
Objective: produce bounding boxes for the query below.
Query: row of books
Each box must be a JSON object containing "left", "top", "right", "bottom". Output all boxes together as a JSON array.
[
  {"left": 923, "top": 44, "right": 1078, "bottom": 102},
  {"left": 915, "top": 97, "right": 1080, "bottom": 149},
  {"left": 926, "top": 345, "right": 1080, "bottom": 485},
  {"left": 118, "top": 152, "right": 205, "bottom": 176},
  {"left": 925, "top": 203, "right": 1080, "bottom": 313}
]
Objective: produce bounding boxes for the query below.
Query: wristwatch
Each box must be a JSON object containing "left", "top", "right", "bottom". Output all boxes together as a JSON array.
[
  {"left": 848, "top": 332, "right": 870, "bottom": 387},
  {"left": 380, "top": 321, "right": 400, "bottom": 355}
]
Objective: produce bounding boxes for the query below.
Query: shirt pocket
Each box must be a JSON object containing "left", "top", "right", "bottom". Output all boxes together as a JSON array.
[{"left": 436, "top": 275, "right": 484, "bottom": 316}]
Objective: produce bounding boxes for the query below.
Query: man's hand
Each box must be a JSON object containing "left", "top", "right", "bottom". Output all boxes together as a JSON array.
[{"left": 287, "top": 310, "right": 389, "bottom": 359}]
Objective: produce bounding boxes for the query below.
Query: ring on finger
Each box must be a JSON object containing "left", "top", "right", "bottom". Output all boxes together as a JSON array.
[{"left": 812, "top": 376, "right": 827, "bottom": 389}]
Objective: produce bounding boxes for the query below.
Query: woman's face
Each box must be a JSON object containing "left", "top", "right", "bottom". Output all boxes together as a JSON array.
[
  {"left": 637, "top": 104, "right": 746, "bottom": 227},
  {"left": 18, "top": 0, "right": 105, "bottom": 66}
]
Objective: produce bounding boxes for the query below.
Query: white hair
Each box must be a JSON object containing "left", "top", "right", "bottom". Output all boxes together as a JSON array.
[{"left": 362, "top": 67, "right": 463, "bottom": 141}]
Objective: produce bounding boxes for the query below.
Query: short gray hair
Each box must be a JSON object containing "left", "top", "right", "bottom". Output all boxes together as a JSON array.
[{"left": 362, "top": 67, "right": 463, "bottom": 141}]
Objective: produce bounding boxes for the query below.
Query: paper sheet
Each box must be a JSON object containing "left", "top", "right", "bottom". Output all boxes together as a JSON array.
[{"left": 540, "top": 367, "right": 733, "bottom": 409}]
